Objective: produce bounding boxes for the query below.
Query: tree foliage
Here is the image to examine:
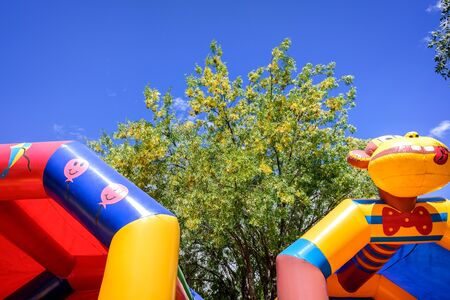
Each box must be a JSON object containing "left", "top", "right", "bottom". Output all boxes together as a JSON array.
[
  {"left": 428, "top": 0, "right": 450, "bottom": 80},
  {"left": 90, "top": 39, "right": 376, "bottom": 299}
]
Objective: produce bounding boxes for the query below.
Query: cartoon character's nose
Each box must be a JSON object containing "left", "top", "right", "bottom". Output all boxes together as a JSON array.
[{"left": 404, "top": 131, "right": 419, "bottom": 138}]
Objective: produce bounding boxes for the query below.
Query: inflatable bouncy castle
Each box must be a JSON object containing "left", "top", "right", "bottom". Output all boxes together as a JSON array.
[
  {"left": 0, "top": 141, "right": 202, "bottom": 300},
  {"left": 277, "top": 132, "right": 450, "bottom": 300}
]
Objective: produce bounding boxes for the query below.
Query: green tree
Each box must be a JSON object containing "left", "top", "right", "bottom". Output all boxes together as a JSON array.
[
  {"left": 428, "top": 0, "right": 450, "bottom": 80},
  {"left": 90, "top": 39, "right": 376, "bottom": 299}
]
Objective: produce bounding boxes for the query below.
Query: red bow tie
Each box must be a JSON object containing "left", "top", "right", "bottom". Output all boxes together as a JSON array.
[{"left": 382, "top": 207, "right": 432, "bottom": 236}]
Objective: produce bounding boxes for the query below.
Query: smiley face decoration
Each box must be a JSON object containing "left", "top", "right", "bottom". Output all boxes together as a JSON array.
[
  {"left": 99, "top": 183, "right": 129, "bottom": 209},
  {"left": 95, "top": 183, "right": 129, "bottom": 224},
  {"left": 64, "top": 158, "right": 90, "bottom": 183}
]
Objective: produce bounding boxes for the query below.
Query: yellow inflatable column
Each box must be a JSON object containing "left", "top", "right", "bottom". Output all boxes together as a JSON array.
[
  {"left": 300, "top": 199, "right": 371, "bottom": 274},
  {"left": 99, "top": 214, "right": 180, "bottom": 300},
  {"left": 437, "top": 199, "right": 450, "bottom": 251}
]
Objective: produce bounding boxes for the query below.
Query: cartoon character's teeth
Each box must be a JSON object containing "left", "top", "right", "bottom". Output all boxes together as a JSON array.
[
  {"left": 424, "top": 146, "right": 435, "bottom": 152},
  {"left": 411, "top": 145, "right": 421, "bottom": 151}
]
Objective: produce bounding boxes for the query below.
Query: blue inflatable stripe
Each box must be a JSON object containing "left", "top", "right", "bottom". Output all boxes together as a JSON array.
[
  {"left": 370, "top": 235, "right": 442, "bottom": 243},
  {"left": 376, "top": 244, "right": 398, "bottom": 251},
  {"left": 365, "top": 245, "right": 391, "bottom": 259},
  {"left": 280, "top": 238, "right": 332, "bottom": 278},
  {"left": 416, "top": 197, "right": 446, "bottom": 203},
  {"left": 353, "top": 199, "right": 383, "bottom": 204},
  {"left": 350, "top": 257, "right": 374, "bottom": 274},
  {"left": 43, "top": 141, "right": 174, "bottom": 247},
  {"left": 353, "top": 197, "right": 446, "bottom": 204}
]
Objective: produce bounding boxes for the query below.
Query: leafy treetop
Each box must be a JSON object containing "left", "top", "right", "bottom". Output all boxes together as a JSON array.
[{"left": 90, "top": 39, "right": 376, "bottom": 300}]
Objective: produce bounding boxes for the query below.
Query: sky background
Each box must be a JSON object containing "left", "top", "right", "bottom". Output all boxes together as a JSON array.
[{"left": 1, "top": 1, "right": 449, "bottom": 197}]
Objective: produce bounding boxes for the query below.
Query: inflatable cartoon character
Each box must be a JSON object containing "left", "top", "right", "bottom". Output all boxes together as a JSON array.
[{"left": 276, "top": 132, "right": 450, "bottom": 299}]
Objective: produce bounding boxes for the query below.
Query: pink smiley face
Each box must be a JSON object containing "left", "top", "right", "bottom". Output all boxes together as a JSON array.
[
  {"left": 64, "top": 158, "right": 90, "bottom": 182},
  {"left": 99, "top": 183, "right": 129, "bottom": 208}
]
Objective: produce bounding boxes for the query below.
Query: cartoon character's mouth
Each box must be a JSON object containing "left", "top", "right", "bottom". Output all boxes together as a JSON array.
[
  {"left": 68, "top": 169, "right": 79, "bottom": 176},
  {"left": 104, "top": 194, "right": 116, "bottom": 201},
  {"left": 372, "top": 145, "right": 449, "bottom": 165}
]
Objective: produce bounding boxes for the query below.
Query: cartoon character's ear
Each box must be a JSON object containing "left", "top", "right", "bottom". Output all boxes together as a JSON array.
[
  {"left": 347, "top": 150, "right": 370, "bottom": 169},
  {"left": 364, "top": 141, "right": 378, "bottom": 156}
]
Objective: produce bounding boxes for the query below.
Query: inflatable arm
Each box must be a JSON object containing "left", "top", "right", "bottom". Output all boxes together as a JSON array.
[{"left": 276, "top": 199, "right": 370, "bottom": 300}]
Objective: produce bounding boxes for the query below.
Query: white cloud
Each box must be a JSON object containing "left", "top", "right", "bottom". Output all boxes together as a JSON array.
[
  {"left": 422, "top": 36, "right": 432, "bottom": 44},
  {"left": 430, "top": 120, "right": 450, "bottom": 138},
  {"left": 53, "top": 124, "right": 87, "bottom": 141},
  {"left": 173, "top": 97, "right": 189, "bottom": 112},
  {"left": 426, "top": 1, "right": 442, "bottom": 12},
  {"left": 53, "top": 124, "right": 65, "bottom": 136}
]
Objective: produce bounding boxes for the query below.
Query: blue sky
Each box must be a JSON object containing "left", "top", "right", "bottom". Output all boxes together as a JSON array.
[{"left": 1, "top": 1, "right": 449, "bottom": 196}]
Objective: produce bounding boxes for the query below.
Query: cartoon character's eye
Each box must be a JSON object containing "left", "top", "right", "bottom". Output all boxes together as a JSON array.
[
  {"left": 404, "top": 131, "right": 419, "bottom": 138},
  {"left": 73, "top": 161, "right": 78, "bottom": 166},
  {"left": 80, "top": 162, "right": 84, "bottom": 167},
  {"left": 378, "top": 135, "right": 394, "bottom": 142}
]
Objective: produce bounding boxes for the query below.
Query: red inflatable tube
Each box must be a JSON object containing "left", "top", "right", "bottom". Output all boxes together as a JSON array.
[
  {"left": 67, "top": 255, "right": 107, "bottom": 290},
  {"left": 0, "top": 141, "right": 65, "bottom": 201}
]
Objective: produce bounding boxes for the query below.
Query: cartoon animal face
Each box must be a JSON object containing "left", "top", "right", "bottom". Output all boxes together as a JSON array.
[
  {"left": 99, "top": 183, "right": 129, "bottom": 208},
  {"left": 64, "top": 158, "right": 90, "bottom": 182},
  {"left": 348, "top": 132, "right": 450, "bottom": 197}
]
